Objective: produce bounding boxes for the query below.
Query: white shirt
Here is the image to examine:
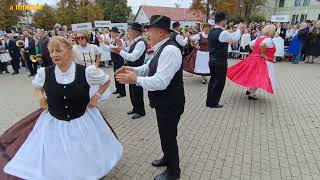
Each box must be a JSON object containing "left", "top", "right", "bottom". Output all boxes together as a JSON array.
[
  {"left": 24, "top": 37, "right": 29, "bottom": 48},
  {"left": 119, "top": 36, "right": 146, "bottom": 62},
  {"left": 240, "top": 33, "right": 251, "bottom": 48},
  {"left": 215, "top": 25, "right": 241, "bottom": 43},
  {"left": 32, "top": 62, "right": 108, "bottom": 87},
  {"left": 133, "top": 38, "right": 182, "bottom": 91},
  {"left": 173, "top": 30, "right": 188, "bottom": 47},
  {"left": 191, "top": 32, "right": 208, "bottom": 41},
  {"left": 250, "top": 36, "right": 274, "bottom": 48},
  {"left": 72, "top": 44, "right": 102, "bottom": 66}
]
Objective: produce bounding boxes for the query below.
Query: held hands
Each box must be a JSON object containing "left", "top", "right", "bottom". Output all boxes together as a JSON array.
[
  {"left": 114, "top": 66, "right": 134, "bottom": 75},
  {"left": 111, "top": 46, "right": 122, "bottom": 54}
]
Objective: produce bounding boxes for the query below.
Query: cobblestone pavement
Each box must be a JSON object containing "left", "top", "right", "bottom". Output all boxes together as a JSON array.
[{"left": 1, "top": 59, "right": 320, "bottom": 180}]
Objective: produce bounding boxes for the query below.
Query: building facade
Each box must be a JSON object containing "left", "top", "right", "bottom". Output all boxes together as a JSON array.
[
  {"left": 259, "top": 0, "right": 320, "bottom": 23},
  {"left": 134, "top": 6, "right": 206, "bottom": 27}
]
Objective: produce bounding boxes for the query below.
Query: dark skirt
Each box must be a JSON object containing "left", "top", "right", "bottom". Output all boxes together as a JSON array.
[
  {"left": 0, "top": 109, "right": 43, "bottom": 180},
  {"left": 183, "top": 48, "right": 210, "bottom": 76}
]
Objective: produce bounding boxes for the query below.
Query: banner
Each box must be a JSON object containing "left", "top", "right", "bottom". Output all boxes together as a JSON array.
[
  {"left": 71, "top": 22, "right": 92, "bottom": 31},
  {"left": 112, "top": 23, "right": 128, "bottom": 30},
  {"left": 95, "top": 21, "right": 112, "bottom": 28},
  {"left": 208, "top": 19, "right": 215, "bottom": 25},
  {"left": 271, "top": 15, "right": 289, "bottom": 22}
]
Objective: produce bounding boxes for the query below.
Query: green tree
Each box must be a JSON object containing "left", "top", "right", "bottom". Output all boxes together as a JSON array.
[
  {"left": 0, "top": 0, "right": 24, "bottom": 31},
  {"left": 55, "top": 0, "right": 78, "bottom": 25},
  {"left": 99, "top": 0, "right": 131, "bottom": 23},
  {"left": 75, "top": 3, "right": 103, "bottom": 23},
  {"left": 32, "top": 4, "right": 57, "bottom": 30}
]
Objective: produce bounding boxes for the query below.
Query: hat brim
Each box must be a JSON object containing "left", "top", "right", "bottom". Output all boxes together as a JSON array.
[
  {"left": 214, "top": 17, "right": 227, "bottom": 22},
  {"left": 144, "top": 25, "right": 173, "bottom": 32},
  {"left": 110, "top": 30, "right": 120, "bottom": 33},
  {"left": 128, "top": 26, "right": 143, "bottom": 32}
]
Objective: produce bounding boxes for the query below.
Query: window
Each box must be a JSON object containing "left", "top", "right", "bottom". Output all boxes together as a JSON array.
[
  {"left": 294, "top": 0, "right": 301, "bottom": 6},
  {"left": 300, "top": 14, "right": 307, "bottom": 23},
  {"left": 279, "top": 0, "right": 285, "bottom": 7},
  {"left": 303, "top": 0, "right": 310, "bottom": 6}
]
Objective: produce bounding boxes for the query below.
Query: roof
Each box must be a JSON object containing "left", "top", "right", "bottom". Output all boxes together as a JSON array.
[{"left": 136, "top": 5, "right": 205, "bottom": 22}]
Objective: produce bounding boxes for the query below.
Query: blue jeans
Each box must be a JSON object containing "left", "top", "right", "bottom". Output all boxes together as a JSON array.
[{"left": 293, "top": 45, "right": 303, "bottom": 64}]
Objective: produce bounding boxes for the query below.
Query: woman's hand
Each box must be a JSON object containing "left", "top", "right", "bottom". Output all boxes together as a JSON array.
[
  {"left": 87, "top": 95, "right": 100, "bottom": 109},
  {"left": 39, "top": 96, "right": 48, "bottom": 111}
]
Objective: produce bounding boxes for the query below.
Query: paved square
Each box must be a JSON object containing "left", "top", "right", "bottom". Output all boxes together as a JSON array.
[{"left": 1, "top": 59, "right": 320, "bottom": 180}]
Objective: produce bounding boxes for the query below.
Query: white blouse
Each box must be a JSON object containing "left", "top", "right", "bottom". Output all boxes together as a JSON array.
[
  {"left": 250, "top": 36, "right": 274, "bottom": 48},
  {"left": 32, "top": 62, "right": 109, "bottom": 88}
]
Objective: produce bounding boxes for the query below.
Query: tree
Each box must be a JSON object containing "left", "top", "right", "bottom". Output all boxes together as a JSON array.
[
  {"left": 99, "top": 0, "right": 131, "bottom": 23},
  {"left": 190, "top": 0, "right": 267, "bottom": 21},
  {"left": 75, "top": 3, "right": 104, "bottom": 23},
  {"left": 55, "top": 0, "right": 78, "bottom": 25},
  {"left": 32, "top": 4, "right": 57, "bottom": 30},
  {"left": 0, "top": 0, "right": 24, "bottom": 31}
]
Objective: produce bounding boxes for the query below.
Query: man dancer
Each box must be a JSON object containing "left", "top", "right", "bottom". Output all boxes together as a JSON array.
[
  {"left": 115, "top": 15, "right": 185, "bottom": 180},
  {"left": 206, "top": 12, "right": 245, "bottom": 108},
  {"left": 170, "top": 21, "right": 188, "bottom": 53},
  {"left": 110, "top": 27, "right": 126, "bottom": 98},
  {"left": 112, "top": 22, "right": 146, "bottom": 119}
]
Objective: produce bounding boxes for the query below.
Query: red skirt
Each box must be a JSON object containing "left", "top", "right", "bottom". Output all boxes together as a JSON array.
[
  {"left": 0, "top": 109, "right": 43, "bottom": 180},
  {"left": 227, "top": 55, "right": 274, "bottom": 94}
]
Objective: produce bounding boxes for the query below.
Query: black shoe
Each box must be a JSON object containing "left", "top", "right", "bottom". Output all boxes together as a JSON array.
[
  {"left": 5, "top": 71, "right": 10, "bottom": 74},
  {"left": 207, "top": 104, "right": 223, "bottom": 108},
  {"left": 131, "top": 114, "right": 145, "bottom": 119},
  {"left": 201, "top": 79, "right": 206, "bottom": 84},
  {"left": 127, "top": 110, "right": 135, "bottom": 115},
  {"left": 11, "top": 72, "right": 19, "bottom": 75},
  {"left": 245, "top": 90, "right": 251, "bottom": 95},
  {"left": 116, "top": 94, "right": 126, "bottom": 98},
  {"left": 154, "top": 171, "right": 180, "bottom": 180},
  {"left": 112, "top": 91, "right": 119, "bottom": 94},
  {"left": 0, "top": 72, "right": 2, "bottom": 74},
  {"left": 151, "top": 158, "right": 167, "bottom": 167},
  {"left": 248, "top": 96, "right": 258, "bottom": 100},
  {"left": 28, "top": 74, "right": 35, "bottom": 77}
]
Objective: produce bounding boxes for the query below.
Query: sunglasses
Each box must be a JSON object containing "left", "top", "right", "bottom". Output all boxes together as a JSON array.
[{"left": 76, "top": 36, "right": 85, "bottom": 40}]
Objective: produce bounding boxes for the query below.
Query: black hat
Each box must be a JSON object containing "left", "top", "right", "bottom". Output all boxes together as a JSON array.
[
  {"left": 110, "top": 27, "right": 120, "bottom": 33},
  {"left": 128, "top": 22, "right": 143, "bottom": 32},
  {"left": 172, "top": 21, "right": 181, "bottom": 28},
  {"left": 214, "top": 12, "right": 226, "bottom": 22},
  {"left": 144, "top": 15, "right": 172, "bottom": 32}
]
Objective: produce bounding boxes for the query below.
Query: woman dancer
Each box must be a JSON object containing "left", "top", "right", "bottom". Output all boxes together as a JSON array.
[
  {"left": 227, "top": 25, "right": 277, "bottom": 100},
  {"left": 2, "top": 36, "right": 122, "bottom": 180}
]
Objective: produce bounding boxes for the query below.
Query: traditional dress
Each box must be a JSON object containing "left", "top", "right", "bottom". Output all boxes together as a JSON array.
[
  {"left": 99, "top": 34, "right": 112, "bottom": 66},
  {"left": 272, "top": 36, "right": 284, "bottom": 58},
  {"left": 2, "top": 62, "right": 123, "bottom": 180},
  {"left": 227, "top": 36, "right": 277, "bottom": 95},
  {"left": 183, "top": 33, "right": 210, "bottom": 75}
]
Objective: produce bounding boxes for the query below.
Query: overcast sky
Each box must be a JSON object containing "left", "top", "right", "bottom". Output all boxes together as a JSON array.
[{"left": 28, "top": 0, "right": 193, "bottom": 14}]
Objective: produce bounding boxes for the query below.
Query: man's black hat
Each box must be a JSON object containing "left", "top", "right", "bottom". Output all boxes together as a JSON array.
[
  {"left": 172, "top": 21, "right": 181, "bottom": 28},
  {"left": 128, "top": 22, "right": 143, "bottom": 32},
  {"left": 214, "top": 12, "right": 226, "bottom": 22},
  {"left": 110, "top": 27, "right": 120, "bottom": 33},
  {"left": 144, "top": 15, "right": 172, "bottom": 32}
]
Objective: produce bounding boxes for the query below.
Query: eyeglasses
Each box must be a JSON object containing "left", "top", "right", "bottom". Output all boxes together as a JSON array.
[{"left": 76, "top": 36, "right": 85, "bottom": 40}]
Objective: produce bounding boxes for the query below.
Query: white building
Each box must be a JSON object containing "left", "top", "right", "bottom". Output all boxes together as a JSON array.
[
  {"left": 259, "top": 0, "right": 320, "bottom": 23},
  {"left": 134, "top": 5, "right": 206, "bottom": 27}
]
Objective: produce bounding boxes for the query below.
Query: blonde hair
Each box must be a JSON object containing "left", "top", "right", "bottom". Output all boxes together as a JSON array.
[
  {"left": 262, "top": 25, "right": 276, "bottom": 36},
  {"left": 201, "top": 23, "right": 211, "bottom": 30},
  {"left": 48, "top": 36, "right": 73, "bottom": 50},
  {"left": 74, "top": 31, "right": 90, "bottom": 44}
]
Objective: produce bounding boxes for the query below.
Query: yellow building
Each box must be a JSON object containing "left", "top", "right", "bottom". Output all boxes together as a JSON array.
[{"left": 259, "top": 0, "right": 320, "bottom": 23}]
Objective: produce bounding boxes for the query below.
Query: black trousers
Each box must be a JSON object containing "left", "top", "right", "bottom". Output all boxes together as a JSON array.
[
  {"left": 25, "top": 53, "right": 37, "bottom": 75},
  {"left": 0, "top": 62, "right": 8, "bottom": 72},
  {"left": 10, "top": 54, "right": 20, "bottom": 73},
  {"left": 155, "top": 105, "right": 184, "bottom": 177},
  {"left": 129, "top": 84, "right": 145, "bottom": 115},
  {"left": 113, "top": 63, "right": 126, "bottom": 96},
  {"left": 206, "top": 61, "right": 227, "bottom": 107}
]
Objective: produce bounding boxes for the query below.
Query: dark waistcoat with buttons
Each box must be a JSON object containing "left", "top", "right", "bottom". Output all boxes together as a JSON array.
[
  {"left": 127, "top": 38, "right": 147, "bottom": 67},
  {"left": 147, "top": 40, "right": 185, "bottom": 109},
  {"left": 43, "top": 64, "right": 90, "bottom": 121},
  {"left": 208, "top": 28, "right": 229, "bottom": 67}
]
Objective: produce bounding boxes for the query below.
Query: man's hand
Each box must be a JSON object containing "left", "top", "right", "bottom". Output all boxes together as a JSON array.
[
  {"left": 111, "top": 47, "right": 122, "bottom": 54},
  {"left": 103, "top": 39, "right": 111, "bottom": 45},
  {"left": 114, "top": 66, "right": 134, "bottom": 75},
  {"left": 116, "top": 70, "right": 137, "bottom": 84}
]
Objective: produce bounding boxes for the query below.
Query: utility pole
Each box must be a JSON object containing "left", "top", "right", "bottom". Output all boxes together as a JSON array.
[{"left": 206, "top": 0, "right": 210, "bottom": 23}]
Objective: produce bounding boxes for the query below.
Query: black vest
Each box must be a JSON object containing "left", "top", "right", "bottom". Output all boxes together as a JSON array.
[
  {"left": 43, "top": 64, "right": 90, "bottom": 121},
  {"left": 110, "top": 40, "right": 124, "bottom": 68},
  {"left": 208, "top": 28, "right": 229, "bottom": 66},
  {"left": 127, "top": 38, "right": 147, "bottom": 67},
  {"left": 170, "top": 31, "right": 184, "bottom": 53},
  {"left": 148, "top": 40, "right": 185, "bottom": 108}
]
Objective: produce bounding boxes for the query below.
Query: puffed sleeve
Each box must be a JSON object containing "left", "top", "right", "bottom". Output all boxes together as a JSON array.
[
  {"left": 85, "top": 65, "right": 109, "bottom": 86},
  {"left": 32, "top": 68, "right": 45, "bottom": 88}
]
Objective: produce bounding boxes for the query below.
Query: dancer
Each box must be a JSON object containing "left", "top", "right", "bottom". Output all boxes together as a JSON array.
[
  {"left": 227, "top": 25, "right": 277, "bottom": 100},
  {"left": 2, "top": 36, "right": 122, "bottom": 180},
  {"left": 115, "top": 15, "right": 185, "bottom": 180},
  {"left": 206, "top": 12, "right": 245, "bottom": 108},
  {"left": 112, "top": 22, "right": 146, "bottom": 119},
  {"left": 184, "top": 23, "right": 211, "bottom": 84}
]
